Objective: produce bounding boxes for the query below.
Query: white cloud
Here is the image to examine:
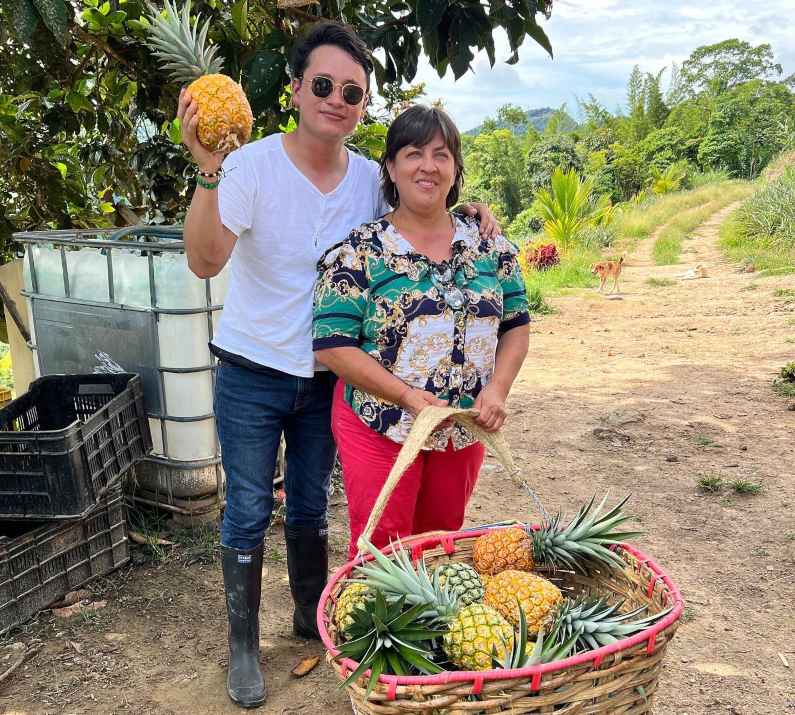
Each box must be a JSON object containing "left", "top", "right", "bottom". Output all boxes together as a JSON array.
[{"left": 411, "top": 0, "right": 795, "bottom": 131}]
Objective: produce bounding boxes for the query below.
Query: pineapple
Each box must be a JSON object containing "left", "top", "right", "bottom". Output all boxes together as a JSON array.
[
  {"left": 473, "top": 526, "right": 533, "bottom": 575},
  {"left": 552, "top": 597, "right": 672, "bottom": 653},
  {"left": 356, "top": 539, "right": 515, "bottom": 671},
  {"left": 433, "top": 562, "right": 484, "bottom": 606},
  {"left": 338, "top": 590, "right": 443, "bottom": 695},
  {"left": 146, "top": 0, "right": 253, "bottom": 153},
  {"left": 473, "top": 495, "right": 640, "bottom": 576},
  {"left": 333, "top": 582, "right": 373, "bottom": 639},
  {"left": 483, "top": 570, "right": 563, "bottom": 633}
]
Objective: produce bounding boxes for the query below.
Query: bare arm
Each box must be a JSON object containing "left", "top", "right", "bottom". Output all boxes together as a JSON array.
[
  {"left": 177, "top": 88, "right": 238, "bottom": 279},
  {"left": 315, "top": 346, "right": 446, "bottom": 415},
  {"left": 473, "top": 323, "right": 530, "bottom": 431}
]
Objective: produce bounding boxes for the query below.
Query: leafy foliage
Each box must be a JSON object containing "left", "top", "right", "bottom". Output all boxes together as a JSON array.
[{"left": 0, "top": 0, "right": 556, "bottom": 261}]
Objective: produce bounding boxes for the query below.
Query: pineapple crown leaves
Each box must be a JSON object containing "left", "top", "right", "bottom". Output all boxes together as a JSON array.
[
  {"left": 554, "top": 597, "right": 673, "bottom": 653},
  {"left": 492, "top": 601, "right": 580, "bottom": 670},
  {"left": 354, "top": 538, "right": 461, "bottom": 622},
  {"left": 533, "top": 494, "right": 643, "bottom": 572},
  {"left": 337, "top": 590, "right": 444, "bottom": 695},
  {"left": 145, "top": 0, "right": 224, "bottom": 83}
]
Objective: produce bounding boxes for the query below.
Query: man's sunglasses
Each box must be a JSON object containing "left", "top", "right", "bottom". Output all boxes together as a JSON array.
[{"left": 304, "top": 75, "right": 366, "bottom": 106}]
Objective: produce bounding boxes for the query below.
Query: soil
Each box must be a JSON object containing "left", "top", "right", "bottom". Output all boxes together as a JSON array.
[{"left": 2, "top": 202, "right": 794, "bottom": 715}]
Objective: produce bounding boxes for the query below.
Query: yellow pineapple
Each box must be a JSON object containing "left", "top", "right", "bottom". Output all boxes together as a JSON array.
[
  {"left": 473, "top": 527, "right": 534, "bottom": 575},
  {"left": 483, "top": 570, "right": 562, "bottom": 634},
  {"left": 146, "top": 0, "right": 253, "bottom": 153},
  {"left": 333, "top": 582, "right": 372, "bottom": 638},
  {"left": 474, "top": 496, "right": 641, "bottom": 576},
  {"left": 442, "top": 602, "right": 514, "bottom": 671}
]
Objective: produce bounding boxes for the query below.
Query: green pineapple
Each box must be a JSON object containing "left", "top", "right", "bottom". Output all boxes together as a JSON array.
[
  {"left": 433, "top": 562, "right": 484, "bottom": 606},
  {"left": 552, "top": 597, "right": 672, "bottom": 653},
  {"left": 337, "top": 590, "right": 443, "bottom": 694}
]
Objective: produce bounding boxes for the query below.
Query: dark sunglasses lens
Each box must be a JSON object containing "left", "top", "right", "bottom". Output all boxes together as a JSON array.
[
  {"left": 342, "top": 84, "right": 365, "bottom": 105},
  {"left": 311, "top": 76, "right": 333, "bottom": 98}
]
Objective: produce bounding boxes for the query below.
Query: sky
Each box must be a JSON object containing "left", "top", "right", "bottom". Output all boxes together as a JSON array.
[{"left": 410, "top": 0, "right": 795, "bottom": 132}]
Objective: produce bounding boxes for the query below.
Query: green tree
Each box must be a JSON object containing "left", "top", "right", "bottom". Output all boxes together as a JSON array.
[
  {"left": 679, "top": 39, "right": 783, "bottom": 97},
  {"left": 626, "top": 65, "right": 647, "bottom": 140},
  {"left": 0, "top": 0, "right": 556, "bottom": 259},
  {"left": 525, "top": 134, "right": 582, "bottom": 195},
  {"left": 644, "top": 69, "right": 669, "bottom": 129},
  {"left": 697, "top": 80, "right": 794, "bottom": 178},
  {"left": 463, "top": 129, "right": 526, "bottom": 222}
]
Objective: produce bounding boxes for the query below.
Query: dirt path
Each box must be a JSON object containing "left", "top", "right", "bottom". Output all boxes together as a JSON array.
[{"left": 3, "top": 202, "right": 794, "bottom": 714}]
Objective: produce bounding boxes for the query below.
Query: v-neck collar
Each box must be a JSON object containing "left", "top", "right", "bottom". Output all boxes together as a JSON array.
[
  {"left": 380, "top": 214, "right": 478, "bottom": 261},
  {"left": 278, "top": 134, "right": 352, "bottom": 198}
]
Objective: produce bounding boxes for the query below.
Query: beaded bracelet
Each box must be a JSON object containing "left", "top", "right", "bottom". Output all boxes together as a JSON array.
[
  {"left": 196, "top": 176, "right": 221, "bottom": 190},
  {"left": 197, "top": 168, "right": 222, "bottom": 178}
]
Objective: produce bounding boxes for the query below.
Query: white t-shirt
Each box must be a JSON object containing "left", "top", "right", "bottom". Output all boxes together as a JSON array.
[{"left": 214, "top": 133, "right": 389, "bottom": 377}]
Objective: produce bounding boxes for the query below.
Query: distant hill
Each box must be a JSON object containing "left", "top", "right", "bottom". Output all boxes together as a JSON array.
[{"left": 465, "top": 107, "right": 577, "bottom": 137}]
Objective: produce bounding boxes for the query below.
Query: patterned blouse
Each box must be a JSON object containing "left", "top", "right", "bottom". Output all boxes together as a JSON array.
[{"left": 312, "top": 214, "right": 530, "bottom": 451}]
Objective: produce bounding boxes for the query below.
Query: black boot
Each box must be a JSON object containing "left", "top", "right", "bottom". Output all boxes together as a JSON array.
[
  {"left": 284, "top": 523, "right": 329, "bottom": 640},
  {"left": 221, "top": 543, "right": 267, "bottom": 708}
]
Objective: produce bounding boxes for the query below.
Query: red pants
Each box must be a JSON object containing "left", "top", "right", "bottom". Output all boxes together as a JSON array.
[{"left": 332, "top": 381, "right": 485, "bottom": 559}]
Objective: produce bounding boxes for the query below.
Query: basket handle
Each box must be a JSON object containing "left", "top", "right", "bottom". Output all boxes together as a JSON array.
[{"left": 356, "top": 406, "right": 519, "bottom": 555}]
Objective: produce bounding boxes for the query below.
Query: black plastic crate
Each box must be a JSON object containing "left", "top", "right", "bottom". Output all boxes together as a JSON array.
[
  {"left": 0, "top": 483, "right": 129, "bottom": 634},
  {"left": 0, "top": 374, "right": 152, "bottom": 520}
]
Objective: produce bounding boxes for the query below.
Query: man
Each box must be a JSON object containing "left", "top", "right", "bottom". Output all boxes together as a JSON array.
[{"left": 178, "top": 21, "right": 497, "bottom": 708}]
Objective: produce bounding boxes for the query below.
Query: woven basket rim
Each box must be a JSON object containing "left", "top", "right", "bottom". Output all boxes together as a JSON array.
[{"left": 318, "top": 526, "right": 684, "bottom": 688}]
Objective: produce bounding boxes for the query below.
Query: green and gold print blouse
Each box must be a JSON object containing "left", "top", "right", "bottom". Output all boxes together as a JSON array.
[{"left": 312, "top": 214, "right": 530, "bottom": 451}]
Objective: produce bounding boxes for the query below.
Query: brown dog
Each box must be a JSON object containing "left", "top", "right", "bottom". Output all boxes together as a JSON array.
[{"left": 592, "top": 256, "right": 624, "bottom": 294}]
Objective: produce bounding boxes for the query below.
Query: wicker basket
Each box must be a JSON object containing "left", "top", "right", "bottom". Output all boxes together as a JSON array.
[
  {"left": 319, "top": 530, "right": 683, "bottom": 714},
  {"left": 318, "top": 407, "right": 683, "bottom": 714}
]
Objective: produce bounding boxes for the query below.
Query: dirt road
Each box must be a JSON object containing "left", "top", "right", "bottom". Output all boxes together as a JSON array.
[{"left": 3, "top": 202, "right": 793, "bottom": 714}]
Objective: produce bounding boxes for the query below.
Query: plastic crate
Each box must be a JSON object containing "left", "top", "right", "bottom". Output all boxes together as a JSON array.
[
  {"left": 0, "top": 483, "right": 129, "bottom": 634},
  {"left": 0, "top": 373, "right": 152, "bottom": 520}
]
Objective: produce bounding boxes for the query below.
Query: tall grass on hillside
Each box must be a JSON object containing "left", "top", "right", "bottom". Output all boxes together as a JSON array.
[{"left": 719, "top": 168, "right": 795, "bottom": 274}]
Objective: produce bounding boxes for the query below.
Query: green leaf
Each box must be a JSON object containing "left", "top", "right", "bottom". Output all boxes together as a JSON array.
[
  {"left": 416, "top": 0, "right": 447, "bottom": 37},
  {"left": 245, "top": 49, "right": 286, "bottom": 117},
  {"left": 231, "top": 0, "right": 248, "bottom": 41},
  {"left": 4, "top": 0, "right": 40, "bottom": 43},
  {"left": 167, "top": 118, "right": 182, "bottom": 145},
  {"left": 52, "top": 161, "right": 67, "bottom": 179},
  {"left": 99, "top": 201, "right": 115, "bottom": 213},
  {"left": 525, "top": 17, "right": 553, "bottom": 58},
  {"left": 31, "top": 0, "right": 69, "bottom": 43},
  {"left": 98, "top": 0, "right": 109, "bottom": 14}
]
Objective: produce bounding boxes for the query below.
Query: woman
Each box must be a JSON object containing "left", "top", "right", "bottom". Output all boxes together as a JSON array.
[{"left": 313, "top": 105, "right": 530, "bottom": 558}]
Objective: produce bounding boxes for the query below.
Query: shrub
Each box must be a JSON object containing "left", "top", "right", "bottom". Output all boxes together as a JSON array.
[
  {"left": 733, "top": 168, "right": 795, "bottom": 249},
  {"left": 506, "top": 206, "right": 544, "bottom": 243},
  {"left": 521, "top": 242, "right": 560, "bottom": 271}
]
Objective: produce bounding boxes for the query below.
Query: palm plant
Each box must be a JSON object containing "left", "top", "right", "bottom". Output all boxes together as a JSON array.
[
  {"left": 534, "top": 168, "right": 611, "bottom": 252},
  {"left": 649, "top": 163, "right": 687, "bottom": 195}
]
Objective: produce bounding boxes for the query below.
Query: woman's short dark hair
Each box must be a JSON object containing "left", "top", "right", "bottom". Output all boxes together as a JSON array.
[
  {"left": 381, "top": 105, "right": 464, "bottom": 209},
  {"left": 290, "top": 21, "right": 373, "bottom": 90}
]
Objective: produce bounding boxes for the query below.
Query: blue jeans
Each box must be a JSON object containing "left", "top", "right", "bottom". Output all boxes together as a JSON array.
[{"left": 214, "top": 361, "right": 337, "bottom": 550}]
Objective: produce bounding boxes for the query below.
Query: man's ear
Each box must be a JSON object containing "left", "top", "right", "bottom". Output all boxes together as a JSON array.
[{"left": 290, "top": 77, "right": 302, "bottom": 109}]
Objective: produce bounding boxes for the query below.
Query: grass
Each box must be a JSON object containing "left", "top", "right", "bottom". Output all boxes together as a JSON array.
[
  {"left": 645, "top": 277, "right": 676, "bottom": 287},
  {"left": 697, "top": 474, "right": 723, "bottom": 492},
  {"left": 612, "top": 179, "right": 754, "bottom": 254},
  {"left": 731, "top": 479, "right": 762, "bottom": 495},
  {"left": 774, "top": 288, "right": 795, "bottom": 302},
  {"left": 650, "top": 182, "right": 756, "bottom": 265},
  {"left": 718, "top": 166, "right": 795, "bottom": 274},
  {"left": 521, "top": 245, "right": 602, "bottom": 302},
  {"left": 694, "top": 434, "right": 718, "bottom": 447},
  {"left": 773, "top": 361, "right": 795, "bottom": 397}
]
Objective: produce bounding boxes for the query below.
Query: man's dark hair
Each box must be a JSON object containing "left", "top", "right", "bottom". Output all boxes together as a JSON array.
[
  {"left": 381, "top": 105, "right": 464, "bottom": 209},
  {"left": 290, "top": 21, "right": 373, "bottom": 90}
]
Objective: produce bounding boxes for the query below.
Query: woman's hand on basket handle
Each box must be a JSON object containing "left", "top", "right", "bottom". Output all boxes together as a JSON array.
[
  {"left": 399, "top": 387, "right": 448, "bottom": 417},
  {"left": 472, "top": 382, "right": 508, "bottom": 432}
]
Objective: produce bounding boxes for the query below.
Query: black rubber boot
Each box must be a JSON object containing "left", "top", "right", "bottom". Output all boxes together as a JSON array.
[
  {"left": 221, "top": 543, "right": 267, "bottom": 708},
  {"left": 284, "top": 523, "right": 329, "bottom": 640}
]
